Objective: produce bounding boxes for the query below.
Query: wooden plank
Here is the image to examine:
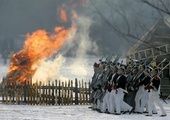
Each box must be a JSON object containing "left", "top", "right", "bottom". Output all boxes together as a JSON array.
[
  {"left": 33, "top": 83, "right": 36, "bottom": 105},
  {"left": 39, "top": 81, "right": 42, "bottom": 105},
  {"left": 42, "top": 83, "right": 45, "bottom": 105},
  {"left": 75, "top": 78, "right": 78, "bottom": 105},
  {"left": 70, "top": 80, "right": 73, "bottom": 105},
  {"left": 79, "top": 80, "right": 82, "bottom": 105},
  {"left": 64, "top": 81, "right": 67, "bottom": 105},
  {"left": 67, "top": 80, "right": 71, "bottom": 105},
  {"left": 23, "top": 81, "right": 27, "bottom": 104},
  {"left": 82, "top": 80, "right": 85, "bottom": 105},
  {"left": 35, "top": 82, "right": 39, "bottom": 105},
  {"left": 58, "top": 80, "right": 61, "bottom": 105},
  {"left": 47, "top": 82, "right": 50, "bottom": 105},
  {"left": 55, "top": 80, "right": 58, "bottom": 105},
  {"left": 85, "top": 82, "right": 88, "bottom": 105},
  {"left": 61, "top": 81, "right": 64, "bottom": 105},
  {"left": 45, "top": 83, "right": 48, "bottom": 105},
  {"left": 1, "top": 78, "right": 92, "bottom": 106},
  {"left": 16, "top": 82, "right": 19, "bottom": 105},
  {"left": 51, "top": 81, "right": 55, "bottom": 105}
]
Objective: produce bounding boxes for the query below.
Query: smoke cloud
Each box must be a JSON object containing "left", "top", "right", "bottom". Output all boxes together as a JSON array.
[
  {"left": 1, "top": 0, "right": 170, "bottom": 83},
  {"left": 31, "top": 14, "right": 98, "bottom": 84}
]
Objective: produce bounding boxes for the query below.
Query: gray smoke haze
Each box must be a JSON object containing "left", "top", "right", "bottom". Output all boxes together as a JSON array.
[
  {"left": 1, "top": 0, "right": 170, "bottom": 83},
  {"left": 0, "top": 0, "right": 169, "bottom": 58}
]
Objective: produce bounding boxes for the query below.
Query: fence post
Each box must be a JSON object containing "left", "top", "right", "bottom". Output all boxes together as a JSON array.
[
  {"left": 61, "top": 82, "right": 64, "bottom": 105},
  {"left": 48, "top": 81, "right": 51, "bottom": 105},
  {"left": 58, "top": 80, "right": 61, "bottom": 105},
  {"left": 42, "top": 83, "right": 45, "bottom": 105},
  {"left": 23, "top": 81, "right": 27, "bottom": 104},
  {"left": 51, "top": 81, "right": 55, "bottom": 105},
  {"left": 16, "top": 81, "right": 19, "bottom": 105},
  {"left": 70, "top": 80, "right": 73, "bottom": 105},
  {"left": 85, "top": 82, "right": 88, "bottom": 104},
  {"left": 75, "top": 78, "right": 78, "bottom": 105},
  {"left": 79, "top": 80, "right": 82, "bottom": 105},
  {"left": 64, "top": 81, "right": 67, "bottom": 105},
  {"left": 67, "top": 80, "right": 71, "bottom": 105},
  {"left": 55, "top": 80, "right": 58, "bottom": 105},
  {"left": 88, "top": 80, "right": 91, "bottom": 104},
  {"left": 39, "top": 81, "right": 42, "bottom": 105}
]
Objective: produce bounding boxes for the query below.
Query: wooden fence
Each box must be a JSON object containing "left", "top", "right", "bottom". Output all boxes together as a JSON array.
[{"left": 1, "top": 78, "right": 92, "bottom": 105}]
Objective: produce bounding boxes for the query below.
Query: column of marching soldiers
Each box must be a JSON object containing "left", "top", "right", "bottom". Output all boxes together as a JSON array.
[{"left": 89, "top": 56, "right": 169, "bottom": 117}]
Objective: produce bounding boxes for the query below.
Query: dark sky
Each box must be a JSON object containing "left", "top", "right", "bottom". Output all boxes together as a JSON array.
[
  {"left": 0, "top": 0, "right": 166, "bottom": 57},
  {"left": 0, "top": 0, "right": 61, "bottom": 35}
]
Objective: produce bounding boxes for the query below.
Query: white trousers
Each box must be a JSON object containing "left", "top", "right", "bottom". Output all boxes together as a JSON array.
[
  {"left": 108, "top": 90, "right": 116, "bottom": 113},
  {"left": 135, "top": 86, "right": 157, "bottom": 113},
  {"left": 97, "top": 99, "right": 103, "bottom": 110},
  {"left": 147, "top": 89, "right": 166, "bottom": 115},
  {"left": 114, "top": 88, "right": 132, "bottom": 114},
  {"left": 101, "top": 90, "right": 110, "bottom": 112},
  {"left": 135, "top": 85, "right": 147, "bottom": 112},
  {"left": 140, "top": 90, "right": 148, "bottom": 112}
]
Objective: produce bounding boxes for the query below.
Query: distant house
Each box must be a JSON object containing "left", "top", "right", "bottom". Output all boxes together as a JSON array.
[{"left": 126, "top": 18, "right": 170, "bottom": 97}]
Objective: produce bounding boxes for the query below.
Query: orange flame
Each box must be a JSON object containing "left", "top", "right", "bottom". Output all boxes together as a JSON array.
[
  {"left": 60, "top": 9, "right": 67, "bottom": 22},
  {"left": 71, "top": 10, "right": 77, "bottom": 19},
  {"left": 5, "top": 1, "right": 87, "bottom": 85},
  {"left": 5, "top": 25, "right": 76, "bottom": 85}
]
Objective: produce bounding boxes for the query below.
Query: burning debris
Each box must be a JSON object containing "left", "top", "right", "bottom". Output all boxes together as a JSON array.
[
  {"left": 3, "top": 0, "right": 90, "bottom": 85},
  {"left": 4, "top": 27, "right": 76, "bottom": 85}
]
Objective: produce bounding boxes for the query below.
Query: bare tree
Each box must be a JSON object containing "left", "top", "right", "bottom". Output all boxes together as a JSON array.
[
  {"left": 141, "top": 0, "right": 170, "bottom": 16},
  {"left": 89, "top": 0, "right": 169, "bottom": 55}
]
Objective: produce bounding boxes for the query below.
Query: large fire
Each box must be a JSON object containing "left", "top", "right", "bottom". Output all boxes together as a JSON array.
[
  {"left": 4, "top": 0, "right": 89, "bottom": 85},
  {"left": 60, "top": 9, "right": 67, "bottom": 22},
  {"left": 5, "top": 25, "right": 76, "bottom": 85}
]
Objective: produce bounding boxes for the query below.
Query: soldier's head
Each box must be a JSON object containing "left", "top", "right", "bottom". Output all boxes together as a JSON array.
[
  {"left": 125, "top": 66, "right": 131, "bottom": 73},
  {"left": 144, "top": 69, "right": 150, "bottom": 76},
  {"left": 93, "top": 62, "right": 99, "bottom": 72},
  {"left": 139, "top": 64, "right": 145, "bottom": 72},
  {"left": 98, "top": 63, "right": 104, "bottom": 72},
  {"left": 110, "top": 65, "right": 118, "bottom": 73},
  {"left": 151, "top": 68, "right": 159, "bottom": 76},
  {"left": 132, "top": 66, "right": 138, "bottom": 74},
  {"left": 118, "top": 66, "right": 125, "bottom": 75},
  {"left": 105, "top": 65, "right": 111, "bottom": 73}
]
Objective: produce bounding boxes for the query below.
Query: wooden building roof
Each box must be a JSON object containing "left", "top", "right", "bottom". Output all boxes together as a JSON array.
[{"left": 127, "top": 18, "right": 170, "bottom": 61}]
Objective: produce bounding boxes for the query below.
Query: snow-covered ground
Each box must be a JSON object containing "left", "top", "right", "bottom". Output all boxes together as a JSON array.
[{"left": 0, "top": 100, "right": 170, "bottom": 120}]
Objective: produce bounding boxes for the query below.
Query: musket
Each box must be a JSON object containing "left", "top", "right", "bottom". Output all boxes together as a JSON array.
[
  {"left": 129, "top": 57, "right": 157, "bottom": 88},
  {"left": 106, "top": 53, "right": 114, "bottom": 62},
  {"left": 140, "top": 56, "right": 152, "bottom": 65},
  {"left": 137, "top": 57, "right": 157, "bottom": 77},
  {"left": 145, "top": 62, "right": 170, "bottom": 89},
  {"left": 113, "top": 54, "right": 120, "bottom": 64},
  {"left": 159, "top": 94, "right": 168, "bottom": 104},
  {"left": 109, "top": 52, "right": 115, "bottom": 62},
  {"left": 147, "top": 58, "right": 166, "bottom": 70},
  {"left": 99, "top": 56, "right": 104, "bottom": 62},
  {"left": 157, "top": 58, "right": 167, "bottom": 67}
]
